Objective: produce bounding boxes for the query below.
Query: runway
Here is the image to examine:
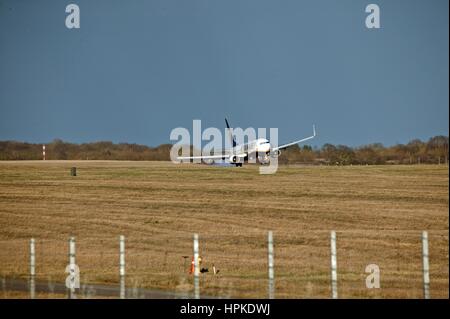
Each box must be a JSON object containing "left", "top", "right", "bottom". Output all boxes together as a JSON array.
[{"left": 1, "top": 277, "right": 200, "bottom": 299}]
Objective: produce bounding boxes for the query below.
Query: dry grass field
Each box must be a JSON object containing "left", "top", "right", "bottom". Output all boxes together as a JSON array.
[{"left": 0, "top": 161, "right": 448, "bottom": 298}]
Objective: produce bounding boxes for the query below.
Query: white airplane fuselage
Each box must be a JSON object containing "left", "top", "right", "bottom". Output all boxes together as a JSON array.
[{"left": 232, "top": 138, "right": 271, "bottom": 155}]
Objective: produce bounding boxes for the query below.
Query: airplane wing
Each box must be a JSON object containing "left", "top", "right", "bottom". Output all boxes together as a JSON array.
[
  {"left": 177, "top": 154, "right": 228, "bottom": 161},
  {"left": 272, "top": 125, "right": 316, "bottom": 151},
  {"left": 178, "top": 152, "right": 247, "bottom": 161}
]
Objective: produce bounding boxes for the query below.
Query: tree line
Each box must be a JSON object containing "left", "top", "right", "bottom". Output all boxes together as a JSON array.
[
  {"left": 0, "top": 139, "right": 172, "bottom": 161},
  {"left": 279, "top": 135, "right": 448, "bottom": 165},
  {"left": 0, "top": 136, "right": 448, "bottom": 165}
]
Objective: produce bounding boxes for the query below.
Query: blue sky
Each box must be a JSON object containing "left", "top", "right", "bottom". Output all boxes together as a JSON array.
[{"left": 0, "top": 0, "right": 448, "bottom": 147}]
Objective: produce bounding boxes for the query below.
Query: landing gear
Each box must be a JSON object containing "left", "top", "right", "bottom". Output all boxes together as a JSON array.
[{"left": 235, "top": 163, "right": 243, "bottom": 167}]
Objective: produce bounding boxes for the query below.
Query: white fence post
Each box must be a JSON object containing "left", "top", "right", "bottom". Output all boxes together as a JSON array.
[
  {"left": 69, "top": 237, "right": 76, "bottom": 266},
  {"left": 268, "top": 231, "right": 275, "bottom": 299},
  {"left": 330, "top": 231, "right": 338, "bottom": 299},
  {"left": 422, "top": 231, "right": 430, "bottom": 299},
  {"left": 120, "top": 276, "right": 125, "bottom": 300},
  {"left": 119, "top": 235, "right": 126, "bottom": 299},
  {"left": 68, "top": 237, "right": 76, "bottom": 299},
  {"left": 30, "top": 238, "right": 35, "bottom": 299},
  {"left": 193, "top": 233, "right": 200, "bottom": 299},
  {"left": 30, "top": 238, "right": 36, "bottom": 277}
]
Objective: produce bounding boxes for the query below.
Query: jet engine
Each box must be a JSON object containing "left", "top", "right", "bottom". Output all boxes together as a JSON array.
[
  {"left": 258, "top": 154, "right": 270, "bottom": 165},
  {"left": 270, "top": 150, "right": 281, "bottom": 158},
  {"left": 229, "top": 155, "right": 239, "bottom": 163}
]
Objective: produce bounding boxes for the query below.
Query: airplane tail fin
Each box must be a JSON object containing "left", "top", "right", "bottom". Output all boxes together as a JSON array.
[{"left": 225, "top": 118, "right": 237, "bottom": 147}]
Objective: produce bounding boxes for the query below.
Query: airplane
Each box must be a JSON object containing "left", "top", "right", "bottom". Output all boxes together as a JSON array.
[{"left": 178, "top": 119, "right": 316, "bottom": 167}]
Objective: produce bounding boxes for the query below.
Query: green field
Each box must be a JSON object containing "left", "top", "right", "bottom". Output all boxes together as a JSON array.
[{"left": 0, "top": 161, "right": 448, "bottom": 298}]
